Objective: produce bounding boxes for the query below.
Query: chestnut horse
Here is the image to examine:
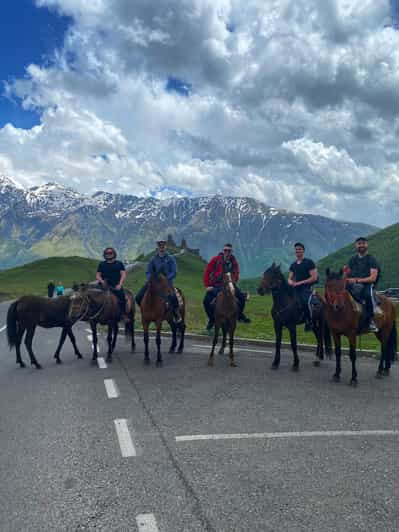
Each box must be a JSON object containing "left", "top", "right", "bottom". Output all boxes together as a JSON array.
[
  {"left": 208, "top": 273, "right": 238, "bottom": 368},
  {"left": 139, "top": 271, "right": 186, "bottom": 366},
  {"left": 7, "top": 295, "right": 83, "bottom": 369},
  {"left": 68, "top": 285, "right": 135, "bottom": 363},
  {"left": 257, "top": 263, "right": 332, "bottom": 371},
  {"left": 325, "top": 269, "right": 397, "bottom": 385}
]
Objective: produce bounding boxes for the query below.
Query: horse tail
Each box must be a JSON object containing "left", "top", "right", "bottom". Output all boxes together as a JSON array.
[
  {"left": 388, "top": 322, "right": 397, "bottom": 362},
  {"left": 6, "top": 301, "right": 19, "bottom": 350}
]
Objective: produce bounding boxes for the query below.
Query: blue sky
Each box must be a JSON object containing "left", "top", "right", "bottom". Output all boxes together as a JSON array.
[{"left": 0, "top": 0, "right": 70, "bottom": 128}]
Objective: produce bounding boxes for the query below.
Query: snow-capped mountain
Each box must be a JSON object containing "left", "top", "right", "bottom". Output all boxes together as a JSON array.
[{"left": 0, "top": 176, "right": 378, "bottom": 275}]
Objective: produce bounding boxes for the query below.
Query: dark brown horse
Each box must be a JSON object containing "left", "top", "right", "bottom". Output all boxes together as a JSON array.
[
  {"left": 325, "top": 269, "right": 397, "bottom": 385},
  {"left": 139, "top": 271, "right": 186, "bottom": 366},
  {"left": 257, "top": 263, "right": 332, "bottom": 371},
  {"left": 208, "top": 273, "right": 238, "bottom": 368},
  {"left": 68, "top": 285, "right": 135, "bottom": 363},
  {"left": 7, "top": 295, "right": 83, "bottom": 369}
]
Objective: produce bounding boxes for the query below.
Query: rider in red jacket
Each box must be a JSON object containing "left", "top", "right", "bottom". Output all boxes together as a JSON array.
[{"left": 203, "top": 243, "right": 250, "bottom": 330}]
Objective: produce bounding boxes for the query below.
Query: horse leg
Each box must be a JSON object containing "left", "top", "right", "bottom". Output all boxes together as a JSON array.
[
  {"left": 143, "top": 322, "right": 150, "bottom": 364},
  {"left": 229, "top": 325, "right": 237, "bottom": 368},
  {"left": 90, "top": 321, "right": 98, "bottom": 363},
  {"left": 289, "top": 325, "right": 299, "bottom": 371},
  {"left": 348, "top": 334, "right": 358, "bottom": 386},
  {"left": 67, "top": 327, "right": 83, "bottom": 359},
  {"left": 15, "top": 325, "right": 26, "bottom": 368},
  {"left": 177, "top": 321, "right": 185, "bottom": 354},
  {"left": 324, "top": 321, "right": 333, "bottom": 359},
  {"left": 155, "top": 322, "right": 163, "bottom": 367},
  {"left": 219, "top": 324, "right": 227, "bottom": 355},
  {"left": 54, "top": 327, "right": 68, "bottom": 364},
  {"left": 375, "top": 330, "right": 385, "bottom": 378},
  {"left": 272, "top": 321, "right": 282, "bottom": 369},
  {"left": 130, "top": 317, "right": 136, "bottom": 353},
  {"left": 169, "top": 320, "right": 177, "bottom": 353},
  {"left": 312, "top": 318, "right": 323, "bottom": 367},
  {"left": 208, "top": 324, "right": 220, "bottom": 367},
  {"left": 332, "top": 333, "right": 342, "bottom": 382},
  {"left": 112, "top": 322, "right": 118, "bottom": 353},
  {"left": 24, "top": 326, "right": 42, "bottom": 369}
]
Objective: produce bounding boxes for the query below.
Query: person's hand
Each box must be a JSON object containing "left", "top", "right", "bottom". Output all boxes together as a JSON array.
[
  {"left": 346, "top": 278, "right": 356, "bottom": 284},
  {"left": 206, "top": 286, "right": 214, "bottom": 292},
  {"left": 115, "top": 284, "right": 122, "bottom": 291}
]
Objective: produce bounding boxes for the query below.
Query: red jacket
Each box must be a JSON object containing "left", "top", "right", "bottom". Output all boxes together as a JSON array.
[{"left": 203, "top": 253, "right": 240, "bottom": 288}]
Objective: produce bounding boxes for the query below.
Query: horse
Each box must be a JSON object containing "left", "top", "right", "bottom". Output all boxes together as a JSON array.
[
  {"left": 324, "top": 268, "right": 397, "bottom": 385},
  {"left": 257, "top": 263, "right": 332, "bottom": 371},
  {"left": 139, "top": 271, "right": 186, "bottom": 367},
  {"left": 6, "top": 295, "right": 83, "bottom": 369},
  {"left": 208, "top": 272, "right": 238, "bottom": 368},
  {"left": 68, "top": 284, "right": 135, "bottom": 363}
]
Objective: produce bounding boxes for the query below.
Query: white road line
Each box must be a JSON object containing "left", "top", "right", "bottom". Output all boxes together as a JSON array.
[
  {"left": 0, "top": 325, "right": 6, "bottom": 332},
  {"left": 176, "top": 430, "right": 399, "bottom": 443},
  {"left": 114, "top": 419, "right": 136, "bottom": 457},
  {"left": 193, "top": 344, "right": 272, "bottom": 354},
  {"left": 87, "top": 334, "right": 100, "bottom": 353},
  {"left": 104, "top": 378, "right": 119, "bottom": 399},
  {"left": 97, "top": 357, "right": 107, "bottom": 369},
  {"left": 136, "top": 513, "right": 160, "bottom": 532}
]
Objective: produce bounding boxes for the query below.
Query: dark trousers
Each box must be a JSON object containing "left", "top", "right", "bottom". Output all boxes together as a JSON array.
[
  {"left": 111, "top": 287, "right": 125, "bottom": 314},
  {"left": 347, "top": 283, "right": 375, "bottom": 319},
  {"left": 135, "top": 283, "right": 178, "bottom": 308},
  {"left": 203, "top": 286, "right": 246, "bottom": 321},
  {"left": 294, "top": 286, "right": 312, "bottom": 322}
]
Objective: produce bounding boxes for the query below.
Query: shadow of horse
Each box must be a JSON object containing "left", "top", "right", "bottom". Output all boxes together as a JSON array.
[{"left": 7, "top": 295, "right": 83, "bottom": 369}]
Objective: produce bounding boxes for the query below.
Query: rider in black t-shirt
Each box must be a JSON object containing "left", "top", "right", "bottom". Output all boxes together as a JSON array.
[
  {"left": 344, "top": 237, "right": 379, "bottom": 332},
  {"left": 96, "top": 247, "right": 126, "bottom": 316},
  {"left": 288, "top": 242, "right": 318, "bottom": 331}
]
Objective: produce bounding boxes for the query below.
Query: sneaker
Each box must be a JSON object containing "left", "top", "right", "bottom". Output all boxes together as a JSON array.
[
  {"left": 238, "top": 315, "right": 251, "bottom": 323},
  {"left": 206, "top": 319, "right": 214, "bottom": 331},
  {"left": 369, "top": 319, "right": 379, "bottom": 332}
]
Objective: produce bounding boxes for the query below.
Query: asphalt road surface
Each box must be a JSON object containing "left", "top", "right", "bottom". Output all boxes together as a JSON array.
[{"left": 1, "top": 301, "right": 399, "bottom": 532}]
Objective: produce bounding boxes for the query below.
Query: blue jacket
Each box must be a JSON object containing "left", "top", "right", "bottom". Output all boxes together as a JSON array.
[{"left": 146, "top": 252, "right": 177, "bottom": 284}]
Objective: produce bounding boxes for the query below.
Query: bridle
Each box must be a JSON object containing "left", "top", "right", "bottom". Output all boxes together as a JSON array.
[{"left": 69, "top": 291, "right": 108, "bottom": 322}]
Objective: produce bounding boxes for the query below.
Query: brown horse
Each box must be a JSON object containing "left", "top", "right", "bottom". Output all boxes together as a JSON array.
[
  {"left": 6, "top": 295, "right": 83, "bottom": 369},
  {"left": 257, "top": 263, "right": 332, "bottom": 371},
  {"left": 68, "top": 285, "right": 135, "bottom": 363},
  {"left": 139, "top": 271, "right": 186, "bottom": 367},
  {"left": 324, "top": 269, "right": 397, "bottom": 385},
  {"left": 208, "top": 273, "right": 238, "bottom": 368}
]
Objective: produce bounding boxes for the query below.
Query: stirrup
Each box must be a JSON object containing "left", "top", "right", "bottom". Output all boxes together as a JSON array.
[{"left": 369, "top": 320, "right": 379, "bottom": 332}]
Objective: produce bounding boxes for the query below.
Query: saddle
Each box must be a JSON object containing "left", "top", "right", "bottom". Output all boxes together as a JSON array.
[{"left": 348, "top": 290, "right": 383, "bottom": 316}]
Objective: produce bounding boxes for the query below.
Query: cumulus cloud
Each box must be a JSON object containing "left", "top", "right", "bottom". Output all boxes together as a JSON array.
[{"left": 1, "top": 0, "right": 399, "bottom": 225}]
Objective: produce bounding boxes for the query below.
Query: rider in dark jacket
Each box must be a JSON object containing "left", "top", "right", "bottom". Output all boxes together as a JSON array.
[{"left": 96, "top": 247, "right": 126, "bottom": 316}]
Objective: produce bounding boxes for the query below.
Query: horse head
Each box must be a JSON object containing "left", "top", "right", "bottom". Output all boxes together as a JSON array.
[
  {"left": 257, "top": 262, "right": 283, "bottom": 295},
  {"left": 324, "top": 268, "right": 346, "bottom": 312},
  {"left": 68, "top": 284, "right": 90, "bottom": 321},
  {"left": 223, "top": 272, "right": 236, "bottom": 297}
]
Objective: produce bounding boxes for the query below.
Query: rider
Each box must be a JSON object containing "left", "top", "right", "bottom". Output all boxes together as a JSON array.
[
  {"left": 288, "top": 242, "right": 318, "bottom": 331},
  {"left": 96, "top": 247, "right": 127, "bottom": 317},
  {"left": 135, "top": 238, "right": 181, "bottom": 322},
  {"left": 344, "top": 236, "right": 380, "bottom": 332},
  {"left": 203, "top": 243, "right": 250, "bottom": 330}
]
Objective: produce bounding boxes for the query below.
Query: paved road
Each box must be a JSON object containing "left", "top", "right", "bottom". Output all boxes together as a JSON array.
[{"left": 1, "top": 301, "right": 399, "bottom": 531}]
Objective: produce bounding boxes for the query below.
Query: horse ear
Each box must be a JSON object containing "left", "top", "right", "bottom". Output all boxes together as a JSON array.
[
  {"left": 277, "top": 263, "right": 281, "bottom": 270},
  {"left": 325, "top": 268, "right": 330, "bottom": 277},
  {"left": 339, "top": 268, "right": 343, "bottom": 277},
  {"left": 271, "top": 262, "right": 275, "bottom": 268}
]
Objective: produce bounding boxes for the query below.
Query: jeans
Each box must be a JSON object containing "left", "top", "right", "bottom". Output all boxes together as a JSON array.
[
  {"left": 347, "top": 283, "right": 375, "bottom": 320},
  {"left": 203, "top": 286, "right": 246, "bottom": 321},
  {"left": 294, "top": 285, "right": 312, "bottom": 322},
  {"left": 111, "top": 287, "right": 125, "bottom": 314}
]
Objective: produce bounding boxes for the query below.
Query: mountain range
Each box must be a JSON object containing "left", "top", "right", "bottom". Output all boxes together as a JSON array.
[{"left": 0, "top": 175, "right": 377, "bottom": 277}]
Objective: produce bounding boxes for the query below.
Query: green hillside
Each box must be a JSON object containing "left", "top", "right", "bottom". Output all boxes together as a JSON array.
[{"left": 318, "top": 223, "right": 399, "bottom": 289}]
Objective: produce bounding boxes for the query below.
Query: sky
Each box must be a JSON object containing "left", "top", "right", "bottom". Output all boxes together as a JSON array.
[{"left": 1, "top": 0, "right": 399, "bottom": 227}]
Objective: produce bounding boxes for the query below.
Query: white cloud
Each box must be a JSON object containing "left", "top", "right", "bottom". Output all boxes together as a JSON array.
[{"left": 0, "top": 0, "right": 398, "bottom": 225}]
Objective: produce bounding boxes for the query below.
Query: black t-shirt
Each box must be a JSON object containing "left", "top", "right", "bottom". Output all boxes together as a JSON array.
[
  {"left": 348, "top": 254, "right": 379, "bottom": 281},
  {"left": 289, "top": 258, "right": 316, "bottom": 283},
  {"left": 97, "top": 260, "right": 125, "bottom": 287}
]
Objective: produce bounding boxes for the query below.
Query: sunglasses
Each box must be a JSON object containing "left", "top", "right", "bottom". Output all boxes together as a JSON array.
[{"left": 223, "top": 248, "right": 232, "bottom": 252}]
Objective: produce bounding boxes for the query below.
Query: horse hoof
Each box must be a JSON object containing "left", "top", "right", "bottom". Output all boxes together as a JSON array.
[
  {"left": 313, "top": 360, "right": 320, "bottom": 367},
  {"left": 144, "top": 358, "right": 150, "bottom": 365},
  {"left": 106, "top": 357, "right": 112, "bottom": 363},
  {"left": 349, "top": 378, "right": 358, "bottom": 387},
  {"left": 35, "top": 364, "right": 43, "bottom": 370},
  {"left": 376, "top": 371, "right": 384, "bottom": 379},
  {"left": 383, "top": 368, "right": 390, "bottom": 377},
  {"left": 91, "top": 359, "right": 97, "bottom": 366},
  {"left": 168, "top": 348, "right": 175, "bottom": 354},
  {"left": 177, "top": 348, "right": 183, "bottom": 354},
  {"left": 331, "top": 374, "right": 340, "bottom": 383},
  {"left": 230, "top": 362, "right": 237, "bottom": 368},
  {"left": 55, "top": 358, "right": 62, "bottom": 365},
  {"left": 19, "top": 362, "right": 26, "bottom": 368},
  {"left": 76, "top": 353, "right": 83, "bottom": 359},
  {"left": 292, "top": 364, "right": 299, "bottom": 372},
  {"left": 208, "top": 360, "right": 214, "bottom": 367},
  {"left": 271, "top": 363, "right": 279, "bottom": 370},
  {"left": 156, "top": 360, "right": 163, "bottom": 367}
]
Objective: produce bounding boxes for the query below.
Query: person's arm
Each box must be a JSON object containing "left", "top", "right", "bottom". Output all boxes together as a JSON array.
[
  {"left": 168, "top": 257, "right": 177, "bottom": 281},
  {"left": 295, "top": 268, "right": 318, "bottom": 286},
  {"left": 350, "top": 269, "right": 378, "bottom": 284},
  {"left": 203, "top": 258, "right": 216, "bottom": 288},
  {"left": 288, "top": 271, "right": 296, "bottom": 287},
  {"left": 232, "top": 257, "right": 240, "bottom": 283},
  {"left": 96, "top": 264, "right": 104, "bottom": 284}
]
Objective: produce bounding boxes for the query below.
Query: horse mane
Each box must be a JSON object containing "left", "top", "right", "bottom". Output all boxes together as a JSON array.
[
  {"left": 325, "top": 268, "right": 344, "bottom": 281},
  {"left": 264, "top": 263, "right": 294, "bottom": 297}
]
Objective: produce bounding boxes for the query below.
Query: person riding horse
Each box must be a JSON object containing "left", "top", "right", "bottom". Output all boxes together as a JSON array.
[
  {"left": 344, "top": 236, "right": 380, "bottom": 332},
  {"left": 203, "top": 243, "right": 250, "bottom": 330},
  {"left": 288, "top": 242, "right": 318, "bottom": 332},
  {"left": 96, "top": 247, "right": 127, "bottom": 318},
  {"left": 135, "top": 238, "right": 181, "bottom": 322}
]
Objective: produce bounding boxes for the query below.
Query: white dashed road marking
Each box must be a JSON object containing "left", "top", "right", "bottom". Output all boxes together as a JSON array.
[
  {"left": 97, "top": 357, "right": 107, "bottom": 369},
  {"left": 176, "top": 430, "right": 399, "bottom": 442},
  {"left": 104, "top": 378, "right": 119, "bottom": 398},
  {"left": 136, "top": 514, "right": 160, "bottom": 532},
  {"left": 114, "top": 419, "right": 137, "bottom": 457},
  {"left": 0, "top": 325, "right": 6, "bottom": 332}
]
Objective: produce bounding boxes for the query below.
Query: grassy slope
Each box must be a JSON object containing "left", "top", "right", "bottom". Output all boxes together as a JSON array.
[{"left": 0, "top": 252, "right": 393, "bottom": 352}]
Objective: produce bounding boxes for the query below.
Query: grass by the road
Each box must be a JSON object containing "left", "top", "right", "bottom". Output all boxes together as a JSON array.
[{"left": 0, "top": 253, "right": 395, "bottom": 354}]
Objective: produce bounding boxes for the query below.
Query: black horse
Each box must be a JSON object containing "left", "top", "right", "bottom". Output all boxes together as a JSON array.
[
  {"left": 257, "top": 263, "right": 332, "bottom": 370},
  {"left": 7, "top": 295, "right": 83, "bottom": 369}
]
